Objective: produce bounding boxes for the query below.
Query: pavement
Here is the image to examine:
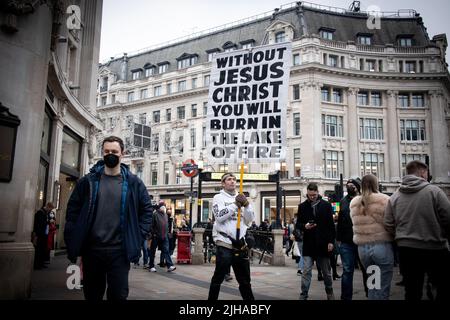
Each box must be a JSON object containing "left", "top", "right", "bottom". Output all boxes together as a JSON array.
[{"left": 30, "top": 249, "right": 406, "bottom": 300}]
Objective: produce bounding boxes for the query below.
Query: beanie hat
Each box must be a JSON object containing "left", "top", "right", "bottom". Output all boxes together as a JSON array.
[{"left": 347, "top": 178, "right": 361, "bottom": 193}]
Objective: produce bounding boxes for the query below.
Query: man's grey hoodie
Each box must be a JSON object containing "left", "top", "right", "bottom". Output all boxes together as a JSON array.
[{"left": 384, "top": 175, "right": 450, "bottom": 250}]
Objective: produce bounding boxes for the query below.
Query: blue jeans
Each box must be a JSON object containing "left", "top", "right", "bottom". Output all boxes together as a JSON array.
[
  {"left": 149, "top": 237, "right": 174, "bottom": 268},
  {"left": 296, "top": 241, "right": 304, "bottom": 271},
  {"left": 300, "top": 256, "right": 333, "bottom": 299},
  {"left": 358, "top": 242, "right": 394, "bottom": 300},
  {"left": 339, "top": 242, "right": 357, "bottom": 300},
  {"left": 141, "top": 239, "right": 149, "bottom": 265}
]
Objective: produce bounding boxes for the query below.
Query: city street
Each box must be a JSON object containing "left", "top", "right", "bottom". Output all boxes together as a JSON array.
[{"left": 30, "top": 250, "right": 405, "bottom": 300}]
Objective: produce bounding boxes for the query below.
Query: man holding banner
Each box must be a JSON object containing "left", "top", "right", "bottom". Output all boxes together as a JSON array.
[{"left": 208, "top": 173, "right": 255, "bottom": 300}]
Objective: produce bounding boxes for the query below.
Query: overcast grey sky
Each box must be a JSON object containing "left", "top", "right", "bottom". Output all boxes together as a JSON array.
[{"left": 99, "top": 0, "right": 450, "bottom": 63}]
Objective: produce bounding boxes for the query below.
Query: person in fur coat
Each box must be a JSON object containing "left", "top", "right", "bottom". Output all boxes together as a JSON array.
[{"left": 350, "top": 174, "right": 394, "bottom": 300}]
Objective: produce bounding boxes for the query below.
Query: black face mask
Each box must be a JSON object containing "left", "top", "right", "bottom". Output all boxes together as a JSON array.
[
  {"left": 347, "top": 186, "right": 357, "bottom": 196},
  {"left": 103, "top": 154, "right": 120, "bottom": 168}
]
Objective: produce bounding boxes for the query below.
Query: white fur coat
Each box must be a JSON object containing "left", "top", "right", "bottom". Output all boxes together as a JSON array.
[{"left": 350, "top": 193, "right": 393, "bottom": 245}]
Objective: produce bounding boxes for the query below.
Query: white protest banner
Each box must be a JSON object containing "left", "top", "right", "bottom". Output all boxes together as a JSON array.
[{"left": 206, "top": 42, "right": 292, "bottom": 164}]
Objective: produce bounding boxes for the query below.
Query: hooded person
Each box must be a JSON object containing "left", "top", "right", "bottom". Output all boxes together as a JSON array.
[{"left": 384, "top": 160, "right": 450, "bottom": 301}]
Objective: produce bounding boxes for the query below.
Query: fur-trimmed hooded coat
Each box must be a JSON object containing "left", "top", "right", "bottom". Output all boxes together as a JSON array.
[{"left": 350, "top": 193, "right": 393, "bottom": 245}]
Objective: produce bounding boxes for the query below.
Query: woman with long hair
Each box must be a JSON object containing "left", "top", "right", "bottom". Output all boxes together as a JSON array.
[{"left": 350, "top": 174, "right": 394, "bottom": 300}]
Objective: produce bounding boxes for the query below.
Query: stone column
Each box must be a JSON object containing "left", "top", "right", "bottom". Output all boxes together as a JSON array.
[
  {"left": 386, "top": 91, "right": 401, "bottom": 182},
  {"left": 271, "top": 229, "right": 285, "bottom": 266},
  {"left": 346, "top": 88, "right": 360, "bottom": 178},
  {"left": 0, "top": 5, "right": 53, "bottom": 299},
  {"left": 428, "top": 90, "right": 450, "bottom": 183},
  {"left": 192, "top": 228, "right": 205, "bottom": 264},
  {"left": 299, "top": 82, "right": 323, "bottom": 179}
]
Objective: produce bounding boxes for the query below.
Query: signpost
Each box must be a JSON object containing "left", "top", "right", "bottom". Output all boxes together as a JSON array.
[{"left": 182, "top": 159, "right": 198, "bottom": 228}]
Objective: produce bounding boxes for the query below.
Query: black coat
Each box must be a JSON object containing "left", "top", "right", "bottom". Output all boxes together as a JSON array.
[
  {"left": 296, "top": 196, "right": 335, "bottom": 257},
  {"left": 336, "top": 195, "right": 355, "bottom": 244}
]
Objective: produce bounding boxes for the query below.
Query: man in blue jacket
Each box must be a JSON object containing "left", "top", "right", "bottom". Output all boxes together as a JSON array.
[{"left": 64, "top": 136, "right": 152, "bottom": 300}]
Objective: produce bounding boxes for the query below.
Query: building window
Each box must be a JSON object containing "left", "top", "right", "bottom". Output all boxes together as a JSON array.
[
  {"left": 191, "top": 104, "right": 197, "bottom": 117},
  {"left": 401, "top": 154, "right": 427, "bottom": 176},
  {"left": 398, "top": 37, "right": 413, "bottom": 47},
  {"left": 333, "top": 89, "right": 343, "bottom": 103},
  {"left": 127, "top": 91, "right": 135, "bottom": 102},
  {"left": 321, "top": 87, "right": 330, "bottom": 102},
  {"left": 323, "top": 151, "right": 344, "bottom": 179},
  {"left": 192, "top": 78, "right": 197, "bottom": 89},
  {"left": 219, "top": 164, "right": 229, "bottom": 172},
  {"left": 166, "top": 108, "right": 171, "bottom": 121},
  {"left": 361, "top": 153, "right": 385, "bottom": 180},
  {"left": 207, "top": 52, "right": 217, "bottom": 62},
  {"left": 328, "top": 55, "right": 338, "bottom": 67},
  {"left": 202, "top": 126, "right": 206, "bottom": 148},
  {"left": 405, "top": 61, "right": 416, "bottom": 73},
  {"left": 242, "top": 42, "right": 253, "bottom": 49},
  {"left": 178, "top": 80, "right": 186, "bottom": 92},
  {"left": 320, "top": 29, "right": 334, "bottom": 40},
  {"left": 166, "top": 83, "right": 172, "bottom": 94},
  {"left": 293, "top": 54, "right": 301, "bottom": 66},
  {"left": 158, "top": 64, "right": 168, "bottom": 74},
  {"left": 144, "top": 67, "right": 154, "bottom": 77},
  {"left": 154, "top": 85, "right": 162, "bottom": 97},
  {"left": 371, "top": 92, "right": 381, "bottom": 106},
  {"left": 203, "top": 102, "right": 208, "bottom": 116},
  {"left": 293, "top": 84, "right": 300, "bottom": 100},
  {"left": 398, "top": 94, "right": 409, "bottom": 107},
  {"left": 412, "top": 94, "right": 424, "bottom": 107},
  {"left": 190, "top": 128, "right": 196, "bottom": 148},
  {"left": 358, "top": 35, "right": 372, "bottom": 45},
  {"left": 101, "top": 96, "right": 107, "bottom": 106},
  {"left": 177, "top": 56, "right": 197, "bottom": 69},
  {"left": 152, "top": 133, "right": 159, "bottom": 152},
  {"left": 139, "top": 113, "right": 147, "bottom": 125},
  {"left": 293, "top": 113, "right": 300, "bottom": 136},
  {"left": 177, "top": 106, "right": 185, "bottom": 120},
  {"left": 322, "top": 115, "right": 344, "bottom": 137},
  {"left": 176, "top": 166, "right": 182, "bottom": 184},
  {"left": 136, "top": 163, "right": 144, "bottom": 180},
  {"left": 140, "top": 88, "right": 148, "bottom": 100},
  {"left": 151, "top": 162, "right": 158, "bottom": 185},
  {"left": 360, "top": 118, "right": 383, "bottom": 140},
  {"left": 366, "top": 60, "right": 376, "bottom": 71},
  {"left": 177, "top": 134, "right": 184, "bottom": 154},
  {"left": 400, "top": 119, "right": 426, "bottom": 141},
  {"left": 61, "top": 130, "right": 81, "bottom": 171},
  {"left": 164, "top": 131, "right": 171, "bottom": 152},
  {"left": 294, "top": 148, "right": 301, "bottom": 177},
  {"left": 111, "top": 94, "right": 116, "bottom": 104},
  {"left": 357, "top": 91, "right": 369, "bottom": 106},
  {"left": 204, "top": 75, "right": 210, "bottom": 87},
  {"left": 275, "top": 31, "right": 286, "bottom": 43},
  {"left": 164, "top": 161, "right": 170, "bottom": 185},
  {"left": 132, "top": 70, "right": 142, "bottom": 80},
  {"left": 126, "top": 115, "right": 133, "bottom": 128},
  {"left": 153, "top": 111, "right": 160, "bottom": 124}
]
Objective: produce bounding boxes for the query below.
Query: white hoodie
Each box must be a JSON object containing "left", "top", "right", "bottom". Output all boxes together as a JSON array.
[{"left": 212, "top": 189, "right": 255, "bottom": 245}]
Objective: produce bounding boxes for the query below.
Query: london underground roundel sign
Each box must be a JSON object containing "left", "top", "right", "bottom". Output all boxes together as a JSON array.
[{"left": 182, "top": 159, "right": 198, "bottom": 178}]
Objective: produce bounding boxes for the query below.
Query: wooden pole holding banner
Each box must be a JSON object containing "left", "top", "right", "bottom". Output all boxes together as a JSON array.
[{"left": 236, "top": 161, "right": 245, "bottom": 240}]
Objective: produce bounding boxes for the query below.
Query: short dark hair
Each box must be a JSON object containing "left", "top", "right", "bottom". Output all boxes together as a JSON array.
[
  {"left": 102, "top": 136, "right": 124, "bottom": 152},
  {"left": 307, "top": 182, "right": 318, "bottom": 191},
  {"left": 406, "top": 160, "right": 428, "bottom": 175}
]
